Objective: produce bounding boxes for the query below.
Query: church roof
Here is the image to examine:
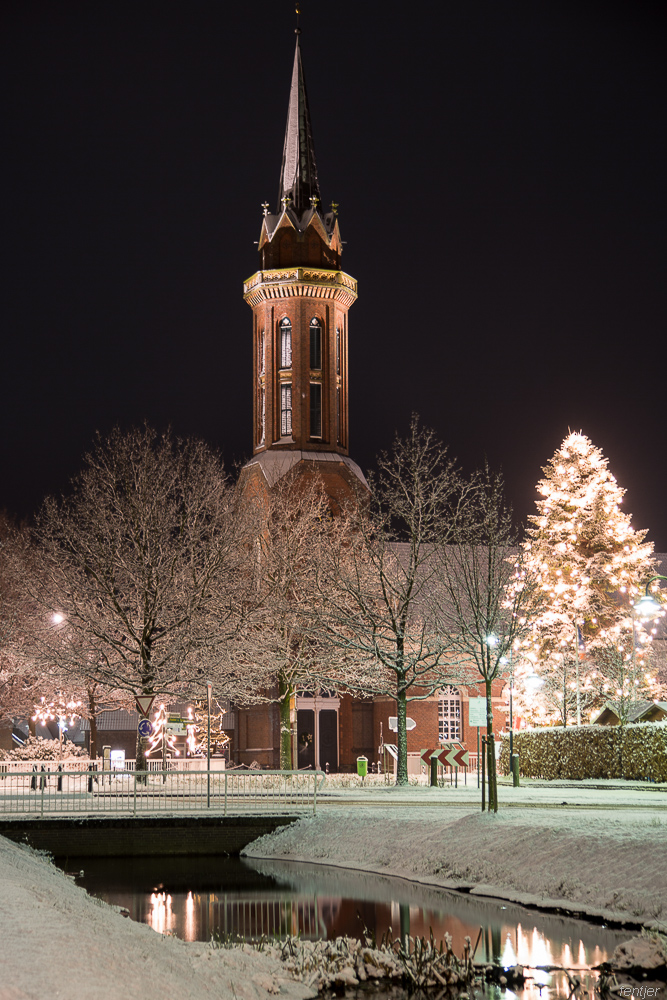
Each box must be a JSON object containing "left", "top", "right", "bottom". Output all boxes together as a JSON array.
[{"left": 277, "top": 34, "right": 321, "bottom": 217}]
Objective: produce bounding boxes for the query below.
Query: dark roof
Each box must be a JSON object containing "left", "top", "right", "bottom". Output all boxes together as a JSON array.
[{"left": 277, "top": 35, "right": 321, "bottom": 216}]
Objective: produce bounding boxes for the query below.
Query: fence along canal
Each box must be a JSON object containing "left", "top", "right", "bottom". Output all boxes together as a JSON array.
[{"left": 0, "top": 767, "right": 325, "bottom": 816}]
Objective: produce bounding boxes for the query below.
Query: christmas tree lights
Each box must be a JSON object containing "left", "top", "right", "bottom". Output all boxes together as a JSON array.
[{"left": 521, "top": 432, "right": 662, "bottom": 726}]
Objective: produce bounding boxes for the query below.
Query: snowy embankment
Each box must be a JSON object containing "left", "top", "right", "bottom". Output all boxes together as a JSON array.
[
  {"left": 0, "top": 833, "right": 314, "bottom": 1000},
  {"left": 244, "top": 784, "right": 667, "bottom": 932},
  {"left": 1, "top": 782, "right": 666, "bottom": 998}
]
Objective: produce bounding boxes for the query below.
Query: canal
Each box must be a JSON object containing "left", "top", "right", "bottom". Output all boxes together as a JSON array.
[{"left": 60, "top": 854, "right": 634, "bottom": 998}]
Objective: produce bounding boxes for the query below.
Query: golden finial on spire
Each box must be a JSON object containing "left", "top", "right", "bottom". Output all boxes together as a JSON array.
[{"left": 295, "top": 2, "right": 301, "bottom": 35}]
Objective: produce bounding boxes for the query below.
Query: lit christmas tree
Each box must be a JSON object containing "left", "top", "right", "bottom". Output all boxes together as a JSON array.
[
  {"left": 185, "top": 700, "right": 229, "bottom": 757},
  {"left": 521, "top": 431, "right": 659, "bottom": 725}
]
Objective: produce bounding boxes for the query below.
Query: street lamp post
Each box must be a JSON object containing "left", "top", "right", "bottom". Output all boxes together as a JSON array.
[
  {"left": 634, "top": 575, "right": 667, "bottom": 618},
  {"left": 206, "top": 680, "right": 212, "bottom": 808}
]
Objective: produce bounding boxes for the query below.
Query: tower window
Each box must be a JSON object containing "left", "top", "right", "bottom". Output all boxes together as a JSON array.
[
  {"left": 336, "top": 386, "right": 340, "bottom": 445},
  {"left": 258, "top": 330, "right": 265, "bottom": 376},
  {"left": 280, "top": 318, "right": 292, "bottom": 369},
  {"left": 258, "top": 386, "right": 265, "bottom": 445},
  {"left": 310, "top": 382, "right": 322, "bottom": 438},
  {"left": 335, "top": 328, "right": 341, "bottom": 375},
  {"left": 280, "top": 383, "right": 292, "bottom": 437},
  {"left": 310, "top": 318, "right": 322, "bottom": 370},
  {"left": 438, "top": 685, "right": 461, "bottom": 742}
]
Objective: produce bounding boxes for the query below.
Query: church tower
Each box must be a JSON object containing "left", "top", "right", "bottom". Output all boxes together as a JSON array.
[{"left": 241, "top": 29, "right": 366, "bottom": 507}]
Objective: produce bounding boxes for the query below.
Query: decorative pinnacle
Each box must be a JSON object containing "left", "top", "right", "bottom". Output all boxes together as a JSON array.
[
  {"left": 261, "top": 201, "right": 269, "bottom": 216},
  {"left": 281, "top": 194, "right": 292, "bottom": 211},
  {"left": 309, "top": 195, "right": 319, "bottom": 209},
  {"left": 330, "top": 201, "right": 339, "bottom": 216},
  {"left": 295, "top": 2, "right": 301, "bottom": 35}
]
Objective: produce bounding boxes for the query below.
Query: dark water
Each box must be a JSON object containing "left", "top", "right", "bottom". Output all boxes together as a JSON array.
[{"left": 60, "top": 854, "right": 634, "bottom": 999}]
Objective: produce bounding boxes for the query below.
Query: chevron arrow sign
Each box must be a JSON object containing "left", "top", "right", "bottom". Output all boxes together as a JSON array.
[{"left": 443, "top": 747, "right": 469, "bottom": 768}]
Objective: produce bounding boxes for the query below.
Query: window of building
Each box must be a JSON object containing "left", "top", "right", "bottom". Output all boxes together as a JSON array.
[
  {"left": 258, "top": 386, "right": 265, "bottom": 445},
  {"left": 310, "top": 382, "right": 322, "bottom": 438},
  {"left": 438, "top": 685, "right": 461, "bottom": 742},
  {"left": 336, "top": 386, "right": 340, "bottom": 445},
  {"left": 310, "top": 318, "right": 322, "bottom": 370},
  {"left": 280, "top": 318, "right": 292, "bottom": 369},
  {"left": 335, "top": 328, "right": 341, "bottom": 375},
  {"left": 280, "top": 383, "right": 292, "bottom": 437},
  {"left": 258, "top": 330, "right": 265, "bottom": 376}
]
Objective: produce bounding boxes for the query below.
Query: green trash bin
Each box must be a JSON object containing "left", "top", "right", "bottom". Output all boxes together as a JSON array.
[{"left": 356, "top": 756, "right": 368, "bottom": 778}]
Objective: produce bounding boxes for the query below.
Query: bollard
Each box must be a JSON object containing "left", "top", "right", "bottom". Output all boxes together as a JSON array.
[
  {"left": 430, "top": 756, "right": 438, "bottom": 787},
  {"left": 512, "top": 752, "right": 520, "bottom": 787},
  {"left": 481, "top": 737, "right": 486, "bottom": 812}
]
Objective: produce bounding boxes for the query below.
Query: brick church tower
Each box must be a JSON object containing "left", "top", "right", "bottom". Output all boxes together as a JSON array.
[{"left": 240, "top": 29, "right": 367, "bottom": 507}]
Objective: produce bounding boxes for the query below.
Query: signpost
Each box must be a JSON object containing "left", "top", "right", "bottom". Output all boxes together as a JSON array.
[
  {"left": 137, "top": 718, "right": 153, "bottom": 738},
  {"left": 388, "top": 717, "right": 416, "bottom": 732},
  {"left": 468, "top": 697, "right": 487, "bottom": 788},
  {"left": 135, "top": 695, "right": 155, "bottom": 718}
]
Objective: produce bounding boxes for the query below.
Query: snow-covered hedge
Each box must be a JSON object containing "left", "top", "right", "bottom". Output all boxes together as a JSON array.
[
  {"left": 499, "top": 722, "right": 667, "bottom": 782},
  {"left": 5, "top": 735, "right": 90, "bottom": 762}
]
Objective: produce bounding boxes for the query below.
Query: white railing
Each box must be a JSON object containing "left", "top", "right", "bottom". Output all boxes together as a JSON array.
[
  {"left": 0, "top": 769, "right": 325, "bottom": 817},
  {"left": 0, "top": 757, "right": 225, "bottom": 775}
]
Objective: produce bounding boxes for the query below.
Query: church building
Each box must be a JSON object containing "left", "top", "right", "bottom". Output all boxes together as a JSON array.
[{"left": 232, "top": 29, "right": 508, "bottom": 774}]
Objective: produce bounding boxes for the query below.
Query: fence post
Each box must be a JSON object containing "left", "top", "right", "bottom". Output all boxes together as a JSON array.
[
  {"left": 481, "top": 737, "right": 486, "bottom": 812},
  {"left": 313, "top": 772, "right": 317, "bottom": 816},
  {"left": 224, "top": 772, "right": 228, "bottom": 816},
  {"left": 133, "top": 773, "right": 137, "bottom": 817}
]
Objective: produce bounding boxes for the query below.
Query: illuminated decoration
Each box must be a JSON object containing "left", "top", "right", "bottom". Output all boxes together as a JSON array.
[
  {"left": 146, "top": 704, "right": 180, "bottom": 760},
  {"left": 520, "top": 432, "right": 661, "bottom": 727},
  {"left": 32, "top": 693, "right": 83, "bottom": 758},
  {"left": 185, "top": 700, "right": 230, "bottom": 757}
]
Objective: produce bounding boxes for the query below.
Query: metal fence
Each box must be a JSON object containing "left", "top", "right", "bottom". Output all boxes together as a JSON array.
[{"left": 0, "top": 768, "right": 325, "bottom": 817}]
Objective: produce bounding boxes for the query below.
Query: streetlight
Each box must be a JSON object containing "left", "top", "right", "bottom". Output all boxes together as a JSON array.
[{"left": 634, "top": 575, "right": 667, "bottom": 618}]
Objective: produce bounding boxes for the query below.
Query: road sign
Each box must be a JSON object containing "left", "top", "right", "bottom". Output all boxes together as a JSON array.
[
  {"left": 442, "top": 746, "right": 469, "bottom": 768},
  {"left": 421, "top": 745, "right": 469, "bottom": 768},
  {"left": 468, "top": 697, "right": 487, "bottom": 727},
  {"left": 388, "top": 717, "right": 416, "bottom": 732},
  {"left": 137, "top": 718, "right": 153, "bottom": 738},
  {"left": 135, "top": 695, "right": 155, "bottom": 718}
]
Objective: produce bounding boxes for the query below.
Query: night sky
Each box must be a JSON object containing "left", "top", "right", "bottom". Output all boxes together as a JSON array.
[{"left": 2, "top": 2, "right": 666, "bottom": 546}]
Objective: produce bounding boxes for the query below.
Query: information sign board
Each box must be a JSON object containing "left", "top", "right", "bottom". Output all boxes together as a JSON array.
[{"left": 468, "top": 697, "right": 487, "bottom": 727}]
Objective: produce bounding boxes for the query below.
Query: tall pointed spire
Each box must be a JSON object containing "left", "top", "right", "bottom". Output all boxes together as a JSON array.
[{"left": 277, "top": 33, "right": 321, "bottom": 216}]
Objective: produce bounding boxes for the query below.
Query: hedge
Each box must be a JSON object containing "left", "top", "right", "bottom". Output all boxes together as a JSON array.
[{"left": 499, "top": 722, "right": 667, "bottom": 782}]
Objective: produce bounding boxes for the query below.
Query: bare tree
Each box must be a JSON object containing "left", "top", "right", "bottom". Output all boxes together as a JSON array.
[
  {"left": 432, "top": 468, "right": 537, "bottom": 811},
  {"left": 309, "top": 416, "right": 473, "bottom": 785},
  {"left": 29, "top": 426, "right": 254, "bottom": 770},
  {"left": 0, "top": 513, "right": 43, "bottom": 729},
  {"left": 244, "top": 472, "right": 363, "bottom": 769}
]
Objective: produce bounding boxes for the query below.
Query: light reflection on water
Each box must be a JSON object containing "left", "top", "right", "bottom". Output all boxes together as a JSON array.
[{"left": 65, "top": 855, "right": 632, "bottom": 999}]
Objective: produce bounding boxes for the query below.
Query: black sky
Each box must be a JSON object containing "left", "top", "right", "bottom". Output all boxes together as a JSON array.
[{"left": 1, "top": 2, "right": 666, "bottom": 546}]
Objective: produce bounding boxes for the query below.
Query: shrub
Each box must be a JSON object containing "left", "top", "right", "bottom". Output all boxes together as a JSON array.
[
  {"left": 500, "top": 722, "right": 667, "bottom": 782},
  {"left": 9, "top": 735, "right": 90, "bottom": 761}
]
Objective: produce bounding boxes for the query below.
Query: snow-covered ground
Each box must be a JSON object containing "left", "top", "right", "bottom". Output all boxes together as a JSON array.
[
  {"left": 247, "top": 780, "right": 667, "bottom": 931},
  {"left": 1, "top": 779, "right": 666, "bottom": 998}
]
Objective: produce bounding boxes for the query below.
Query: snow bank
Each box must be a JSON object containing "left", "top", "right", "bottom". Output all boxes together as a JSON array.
[
  {"left": 0, "top": 835, "right": 315, "bottom": 1000},
  {"left": 244, "top": 799, "right": 667, "bottom": 932}
]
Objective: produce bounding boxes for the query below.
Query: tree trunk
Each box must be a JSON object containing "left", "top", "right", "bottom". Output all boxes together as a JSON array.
[
  {"left": 485, "top": 677, "right": 497, "bottom": 812},
  {"left": 395, "top": 676, "right": 408, "bottom": 786},
  {"left": 87, "top": 688, "right": 98, "bottom": 761},
  {"left": 278, "top": 671, "right": 293, "bottom": 771}
]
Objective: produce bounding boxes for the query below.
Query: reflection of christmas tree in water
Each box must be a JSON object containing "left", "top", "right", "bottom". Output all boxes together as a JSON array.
[{"left": 186, "top": 700, "right": 230, "bottom": 757}]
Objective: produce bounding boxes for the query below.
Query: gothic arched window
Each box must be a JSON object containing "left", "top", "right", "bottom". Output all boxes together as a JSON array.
[
  {"left": 438, "top": 685, "right": 461, "bottom": 742},
  {"left": 280, "top": 318, "right": 292, "bottom": 369},
  {"left": 310, "top": 318, "right": 322, "bottom": 370}
]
